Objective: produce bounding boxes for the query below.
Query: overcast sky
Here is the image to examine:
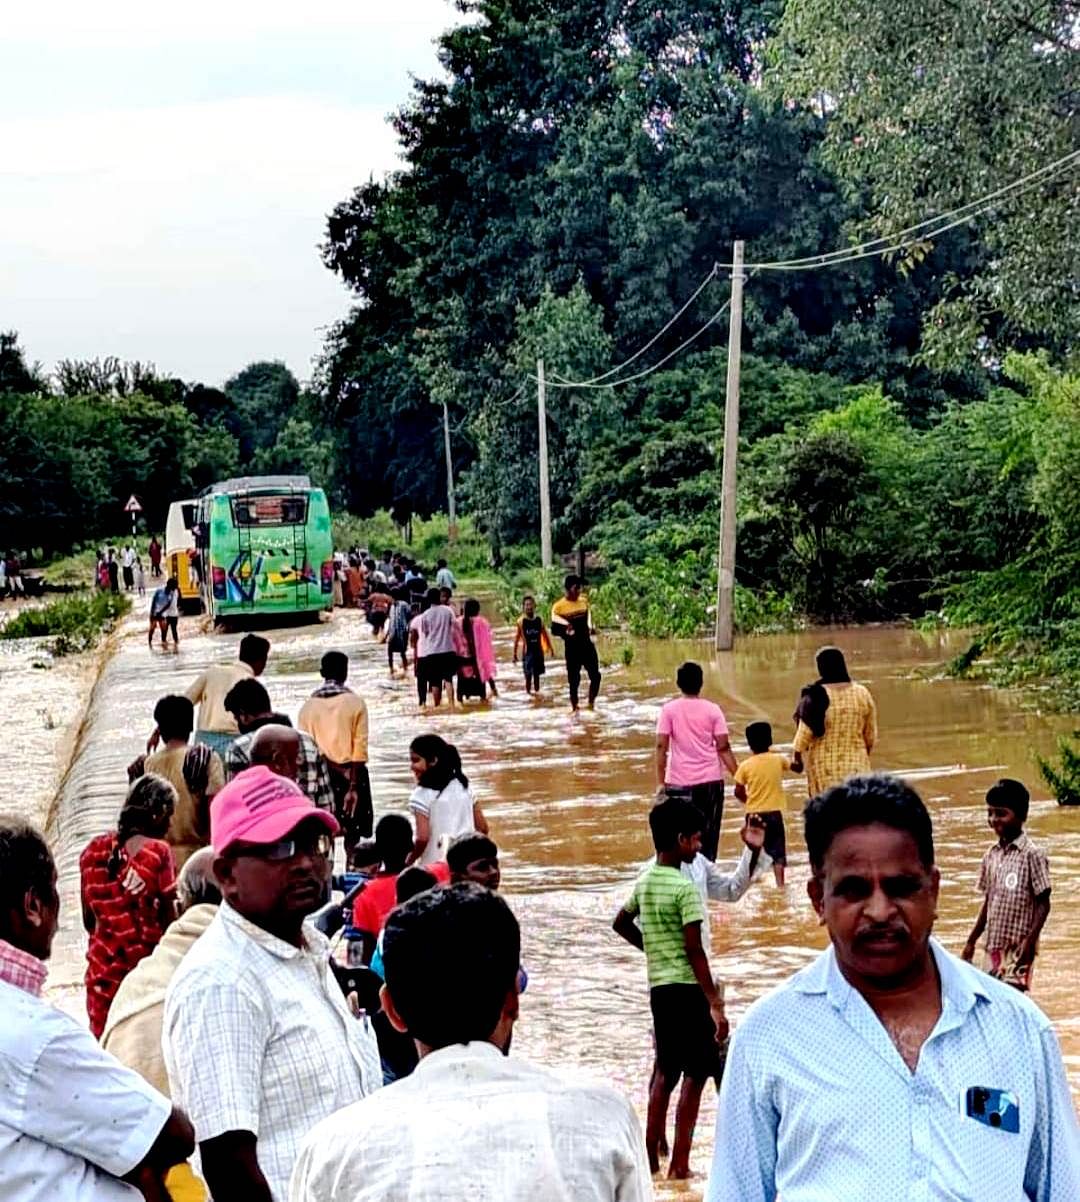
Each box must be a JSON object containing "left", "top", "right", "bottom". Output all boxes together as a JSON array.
[{"left": 0, "top": 1, "right": 458, "bottom": 385}]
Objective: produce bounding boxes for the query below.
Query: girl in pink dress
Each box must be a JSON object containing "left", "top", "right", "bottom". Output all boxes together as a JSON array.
[{"left": 455, "top": 598, "right": 498, "bottom": 701}]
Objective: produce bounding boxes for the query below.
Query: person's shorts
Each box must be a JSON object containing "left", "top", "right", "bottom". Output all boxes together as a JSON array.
[
  {"left": 424, "top": 651, "right": 458, "bottom": 685},
  {"left": 522, "top": 647, "right": 546, "bottom": 678},
  {"left": 753, "top": 810, "right": 786, "bottom": 864},
  {"left": 387, "top": 634, "right": 407, "bottom": 654},
  {"left": 650, "top": 984, "right": 724, "bottom": 1084}
]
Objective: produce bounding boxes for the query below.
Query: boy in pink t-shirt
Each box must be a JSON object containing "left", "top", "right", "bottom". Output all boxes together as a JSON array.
[{"left": 655, "top": 662, "right": 738, "bottom": 860}]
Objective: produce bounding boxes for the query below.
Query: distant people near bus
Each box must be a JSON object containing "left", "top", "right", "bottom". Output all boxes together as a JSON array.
[
  {"left": 0, "top": 553, "right": 6, "bottom": 599},
  {"left": 551, "top": 574, "right": 601, "bottom": 712},
  {"left": 96, "top": 550, "right": 110, "bottom": 591},
  {"left": 344, "top": 557, "right": 364, "bottom": 609},
  {"left": 148, "top": 534, "right": 163, "bottom": 577},
  {"left": 299, "top": 651, "right": 373, "bottom": 855},
  {"left": 4, "top": 550, "right": 26, "bottom": 599},
  {"left": 149, "top": 577, "right": 178, "bottom": 649},
  {"left": 435, "top": 559, "right": 456, "bottom": 591},
  {"left": 134, "top": 556, "right": 147, "bottom": 596},
  {"left": 366, "top": 581, "right": 393, "bottom": 634},
  {"left": 107, "top": 548, "right": 120, "bottom": 594},
  {"left": 386, "top": 590, "right": 412, "bottom": 678},
  {"left": 122, "top": 544, "right": 136, "bottom": 592}
]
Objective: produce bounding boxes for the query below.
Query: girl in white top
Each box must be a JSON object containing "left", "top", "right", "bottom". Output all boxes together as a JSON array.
[{"left": 407, "top": 734, "right": 488, "bottom": 866}]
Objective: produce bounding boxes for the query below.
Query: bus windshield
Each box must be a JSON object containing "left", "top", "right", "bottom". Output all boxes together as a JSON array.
[{"left": 231, "top": 494, "right": 308, "bottom": 527}]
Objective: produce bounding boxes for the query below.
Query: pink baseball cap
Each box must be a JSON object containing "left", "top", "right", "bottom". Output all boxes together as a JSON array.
[{"left": 211, "top": 765, "right": 340, "bottom": 853}]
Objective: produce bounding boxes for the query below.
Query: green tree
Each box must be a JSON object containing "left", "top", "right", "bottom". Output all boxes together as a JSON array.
[
  {"left": 0, "top": 331, "right": 45, "bottom": 394},
  {"left": 777, "top": 0, "right": 1080, "bottom": 355}
]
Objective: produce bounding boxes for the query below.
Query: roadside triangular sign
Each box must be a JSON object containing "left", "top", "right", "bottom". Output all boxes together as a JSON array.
[{"left": 123, "top": 495, "right": 143, "bottom": 512}]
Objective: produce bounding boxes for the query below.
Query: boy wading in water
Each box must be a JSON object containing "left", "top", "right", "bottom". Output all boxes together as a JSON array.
[
  {"left": 513, "top": 595, "right": 553, "bottom": 695},
  {"left": 962, "top": 778, "right": 1051, "bottom": 991},
  {"left": 613, "top": 798, "right": 728, "bottom": 1179}
]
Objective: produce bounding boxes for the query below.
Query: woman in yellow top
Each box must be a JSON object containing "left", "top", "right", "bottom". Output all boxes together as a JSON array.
[{"left": 791, "top": 646, "right": 877, "bottom": 798}]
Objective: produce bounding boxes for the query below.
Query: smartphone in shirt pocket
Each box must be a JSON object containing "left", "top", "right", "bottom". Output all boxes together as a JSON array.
[{"left": 965, "top": 1086, "right": 1020, "bottom": 1134}]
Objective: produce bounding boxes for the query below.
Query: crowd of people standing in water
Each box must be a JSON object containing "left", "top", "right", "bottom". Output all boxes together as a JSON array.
[
  {"left": 330, "top": 549, "right": 599, "bottom": 713},
  {"left": 1, "top": 556, "right": 1077, "bottom": 1199}
]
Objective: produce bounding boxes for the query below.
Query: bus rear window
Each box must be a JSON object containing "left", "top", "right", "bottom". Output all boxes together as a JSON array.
[{"left": 231, "top": 495, "right": 308, "bottom": 526}]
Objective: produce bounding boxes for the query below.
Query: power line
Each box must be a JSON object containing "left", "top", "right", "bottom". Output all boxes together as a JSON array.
[
  {"left": 734, "top": 148, "right": 1079, "bottom": 272},
  {"left": 535, "top": 284, "right": 742, "bottom": 390},
  {"left": 523, "top": 148, "right": 1078, "bottom": 391},
  {"left": 550, "top": 263, "right": 719, "bottom": 387}
]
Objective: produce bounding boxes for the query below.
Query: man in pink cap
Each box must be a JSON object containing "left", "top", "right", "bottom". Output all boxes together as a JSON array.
[{"left": 162, "top": 766, "right": 382, "bottom": 1202}]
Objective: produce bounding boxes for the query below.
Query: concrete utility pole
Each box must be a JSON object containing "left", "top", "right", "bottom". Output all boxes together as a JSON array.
[
  {"left": 442, "top": 400, "right": 457, "bottom": 541},
  {"left": 715, "top": 240, "right": 745, "bottom": 651},
  {"left": 537, "top": 357, "right": 553, "bottom": 569}
]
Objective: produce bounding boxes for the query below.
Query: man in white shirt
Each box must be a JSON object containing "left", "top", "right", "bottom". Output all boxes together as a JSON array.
[
  {"left": 707, "top": 774, "right": 1080, "bottom": 1202},
  {"left": 0, "top": 816, "right": 194, "bottom": 1202},
  {"left": 291, "top": 883, "right": 652, "bottom": 1201},
  {"left": 410, "top": 587, "right": 458, "bottom": 709},
  {"left": 164, "top": 767, "right": 381, "bottom": 1202}
]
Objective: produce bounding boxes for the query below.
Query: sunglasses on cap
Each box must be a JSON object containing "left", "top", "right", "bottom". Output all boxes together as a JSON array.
[{"left": 232, "top": 832, "right": 333, "bottom": 862}]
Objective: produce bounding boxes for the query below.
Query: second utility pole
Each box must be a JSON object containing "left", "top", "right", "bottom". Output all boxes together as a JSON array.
[
  {"left": 537, "top": 357, "right": 553, "bottom": 569},
  {"left": 441, "top": 400, "right": 457, "bottom": 541},
  {"left": 715, "top": 240, "right": 744, "bottom": 651}
]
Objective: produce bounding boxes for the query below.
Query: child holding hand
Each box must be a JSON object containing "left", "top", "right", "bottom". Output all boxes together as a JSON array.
[{"left": 733, "top": 721, "right": 796, "bottom": 887}]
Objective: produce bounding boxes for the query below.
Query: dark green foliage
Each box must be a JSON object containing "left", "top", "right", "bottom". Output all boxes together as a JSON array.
[
  {"left": 1038, "top": 737, "right": 1080, "bottom": 807},
  {"left": 1, "top": 592, "right": 131, "bottom": 656}
]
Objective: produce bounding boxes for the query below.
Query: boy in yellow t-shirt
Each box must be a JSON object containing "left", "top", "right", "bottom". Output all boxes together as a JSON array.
[{"left": 733, "top": 722, "right": 795, "bottom": 886}]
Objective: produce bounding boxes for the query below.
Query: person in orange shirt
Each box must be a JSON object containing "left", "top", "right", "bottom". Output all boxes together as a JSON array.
[{"left": 298, "top": 651, "right": 371, "bottom": 856}]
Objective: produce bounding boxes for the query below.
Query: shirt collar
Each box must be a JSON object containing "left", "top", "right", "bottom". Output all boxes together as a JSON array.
[
  {"left": 412, "top": 1040, "right": 505, "bottom": 1080},
  {"left": 221, "top": 900, "right": 329, "bottom": 961},
  {"left": 0, "top": 937, "right": 48, "bottom": 997},
  {"left": 793, "top": 938, "right": 992, "bottom": 1018},
  {"left": 998, "top": 832, "right": 1030, "bottom": 854}
]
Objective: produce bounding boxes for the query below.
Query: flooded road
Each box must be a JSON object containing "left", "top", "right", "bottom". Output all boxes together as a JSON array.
[{"left": 33, "top": 606, "right": 1080, "bottom": 1195}]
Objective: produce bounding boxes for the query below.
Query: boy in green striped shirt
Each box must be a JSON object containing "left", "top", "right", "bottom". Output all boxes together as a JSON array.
[{"left": 613, "top": 797, "right": 728, "bottom": 1179}]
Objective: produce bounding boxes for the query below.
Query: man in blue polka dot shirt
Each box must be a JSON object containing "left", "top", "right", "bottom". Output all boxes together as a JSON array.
[{"left": 707, "top": 773, "right": 1080, "bottom": 1202}]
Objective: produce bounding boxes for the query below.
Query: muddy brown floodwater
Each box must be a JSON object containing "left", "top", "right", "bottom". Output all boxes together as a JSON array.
[{"left": 28, "top": 606, "right": 1080, "bottom": 1198}]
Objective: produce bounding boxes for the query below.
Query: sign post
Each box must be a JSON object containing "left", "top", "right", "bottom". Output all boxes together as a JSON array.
[{"left": 123, "top": 494, "right": 143, "bottom": 541}]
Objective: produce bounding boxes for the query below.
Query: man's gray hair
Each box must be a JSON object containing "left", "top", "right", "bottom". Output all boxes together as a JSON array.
[{"left": 177, "top": 847, "right": 222, "bottom": 910}]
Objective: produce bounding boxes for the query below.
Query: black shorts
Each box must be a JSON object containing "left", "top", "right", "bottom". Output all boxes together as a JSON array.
[
  {"left": 650, "top": 984, "right": 723, "bottom": 1084},
  {"left": 755, "top": 810, "right": 787, "bottom": 864},
  {"left": 423, "top": 651, "right": 458, "bottom": 685}
]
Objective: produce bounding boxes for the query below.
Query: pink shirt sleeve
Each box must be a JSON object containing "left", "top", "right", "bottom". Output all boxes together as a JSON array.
[
  {"left": 713, "top": 706, "right": 729, "bottom": 737},
  {"left": 657, "top": 704, "right": 673, "bottom": 736}
]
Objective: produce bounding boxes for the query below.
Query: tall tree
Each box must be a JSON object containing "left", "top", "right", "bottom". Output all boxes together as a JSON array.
[{"left": 777, "top": 0, "right": 1080, "bottom": 357}]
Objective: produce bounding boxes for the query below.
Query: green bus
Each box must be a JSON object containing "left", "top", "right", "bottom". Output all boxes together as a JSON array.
[{"left": 194, "top": 475, "right": 334, "bottom": 620}]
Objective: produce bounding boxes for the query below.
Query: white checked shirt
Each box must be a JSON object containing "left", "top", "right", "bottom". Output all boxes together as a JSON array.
[
  {"left": 707, "top": 939, "right": 1080, "bottom": 1202},
  {"left": 290, "top": 1040, "right": 652, "bottom": 1201},
  {"left": 163, "top": 902, "right": 381, "bottom": 1202}
]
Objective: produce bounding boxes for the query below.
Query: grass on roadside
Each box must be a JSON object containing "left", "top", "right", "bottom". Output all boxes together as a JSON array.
[{"left": 1, "top": 592, "right": 131, "bottom": 655}]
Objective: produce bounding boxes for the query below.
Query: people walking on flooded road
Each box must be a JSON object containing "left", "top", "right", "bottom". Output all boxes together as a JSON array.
[
  {"left": 407, "top": 734, "right": 487, "bottom": 867},
  {"left": 80, "top": 773, "right": 179, "bottom": 1038},
  {"left": 224, "top": 678, "right": 334, "bottom": 812},
  {"left": 551, "top": 574, "right": 601, "bottom": 712},
  {"left": 148, "top": 533, "right": 163, "bottom": 578},
  {"left": 513, "top": 594, "right": 553, "bottom": 695},
  {"left": 456, "top": 597, "right": 498, "bottom": 702},
  {"left": 733, "top": 721, "right": 796, "bottom": 887},
  {"left": 1, "top": 817, "right": 196, "bottom": 1199},
  {"left": 299, "top": 651, "right": 373, "bottom": 854},
  {"left": 655, "top": 662, "right": 737, "bottom": 862},
  {"left": 707, "top": 774, "right": 1080, "bottom": 1201},
  {"left": 791, "top": 645, "right": 877, "bottom": 797},
  {"left": 385, "top": 590, "right": 411, "bottom": 677},
  {"left": 963, "top": 778, "right": 1052, "bottom": 992},
  {"left": 410, "top": 587, "right": 458, "bottom": 709},
  {"left": 134, "top": 694, "right": 224, "bottom": 870},
  {"left": 169, "top": 634, "right": 270, "bottom": 757}
]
